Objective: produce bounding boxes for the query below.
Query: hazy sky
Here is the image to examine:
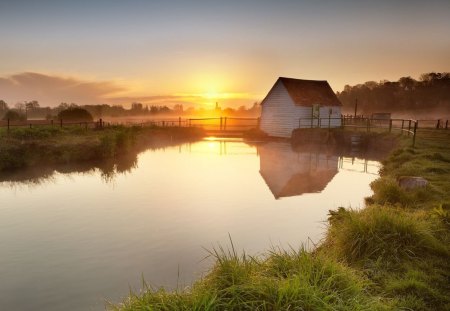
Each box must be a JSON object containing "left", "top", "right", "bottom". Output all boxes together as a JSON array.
[{"left": 0, "top": 0, "right": 449, "bottom": 108}]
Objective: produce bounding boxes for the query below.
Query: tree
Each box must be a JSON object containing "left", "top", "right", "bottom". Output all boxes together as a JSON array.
[
  {"left": 131, "top": 102, "right": 143, "bottom": 111},
  {"left": 2, "top": 110, "right": 26, "bottom": 121},
  {"left": 57, "top": 107, "right": 93, "bottom": 122},
  {"left": 25, "top": 100, "right": 39, "bottom": 110},
  {"left": 15, "top": 102, "right": 25, "bottom": 112},
  {"left": 0, "top": 100, "right": 8, "bottom": 110}
]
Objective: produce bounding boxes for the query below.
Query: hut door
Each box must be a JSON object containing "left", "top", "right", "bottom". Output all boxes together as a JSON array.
[{"left": 312, "top": 104, "right": 320, "bottom": 127}]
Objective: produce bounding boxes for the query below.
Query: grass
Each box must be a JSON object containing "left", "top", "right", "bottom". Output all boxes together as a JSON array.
[
  {"left": 0, "top": 125, "right": 204, "bottom": 172},
  {"left": 109, "top": 128, "right": 450, "bottom": 311},
  {"left": 109, "top": 242, "right": 388, "bottom": 311}
]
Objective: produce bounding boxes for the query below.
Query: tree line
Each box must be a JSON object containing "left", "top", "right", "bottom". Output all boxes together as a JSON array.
[
  {"left": 0, "top": 100, "right": 261, "bottom": 121},
  {"left": 337, "top": 72, "right": 450, "bottom": 116}
]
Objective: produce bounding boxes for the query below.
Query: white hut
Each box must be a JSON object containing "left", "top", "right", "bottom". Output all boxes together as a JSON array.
[{"left": 259, "top": 77, "right": 342, "bottom": 137}]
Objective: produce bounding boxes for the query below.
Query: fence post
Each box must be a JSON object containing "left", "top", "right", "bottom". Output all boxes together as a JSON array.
[
  {"left": 436, "top": 119, "right": 440, "bottom": 129},
  {"left": 408, "top": 120, "right": 411, "bottom": 136},
  {"left": 224, "top": 117, "right": 227, "bottom": 131},
  {"left": 412, "top": 121, "right": 418, "bottom": 148},
  {"left": 60, "top": 119, "right": 63, "bottom": 128},
  {"left": 29, "top": 123, "right": 32, "bottom": 129},
  {"left": 7, "top": 118, "right": 10, "bottom": 134},
  {"left": 179, "top": 117, "right": 181, "bottom": 127},
  {"left": 85, "top": 122, "right": 88, "bottom": 130},
  {"left": 51, "top": 119, "right": 54, "bottom": 127},
  {"left": 401, "top": 120, "right": 404, "bottom": 133},
  {"left": 389, "top": 119, "right": 392, "bottom": 133},
  {"left": 446, "top": 120, "right": 448, "bottom": 130},
  {"left": 99, "top": 118, "right": 103, "bottom": 129},
  {"left": 220, "top": 117, "right": 223, "bottom": 130},
  {"left": 366, "top": 118, "right": 370, "bottom": 132}
]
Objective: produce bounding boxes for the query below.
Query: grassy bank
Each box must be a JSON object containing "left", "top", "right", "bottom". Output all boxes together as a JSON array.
[
  {"left": 110, "top": 129, "right": 450, "bottom": 311},
  {"left": 0, "top": 125, "right": 204, "bottom": 172}
]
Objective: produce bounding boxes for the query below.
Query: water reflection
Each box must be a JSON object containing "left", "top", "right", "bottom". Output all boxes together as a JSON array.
[
  {"left": 258, "top": 142, "right": 339, "bottom": 199},
  {"left": 257, "top": 142, "right": 381, "bottom": 199},
  {"left": 0, "top": 154, "right": 138, "bottom": 187}
]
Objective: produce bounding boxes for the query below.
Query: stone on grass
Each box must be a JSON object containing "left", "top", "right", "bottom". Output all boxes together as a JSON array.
[{"left": 398, "top": 176, "right": 428, "bottom": 190}]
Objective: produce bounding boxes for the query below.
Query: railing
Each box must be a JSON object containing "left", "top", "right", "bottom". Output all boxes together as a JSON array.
[
  {"left": 0, "top": 118, "right": 104, "bottom": 131},
  {"left": 187, "top": 117, "right": 259, "bottom": 133},
  {"left": 0, "top": 117, "right": 261, "bottom": 136},
  {"left": 298, "top": 116, "right": 431, "bottom": 147}
]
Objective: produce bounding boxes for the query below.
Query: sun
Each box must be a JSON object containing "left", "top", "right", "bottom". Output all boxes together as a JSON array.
[{"left": 204, "top": 90, "right": 220, "bottom": 99}]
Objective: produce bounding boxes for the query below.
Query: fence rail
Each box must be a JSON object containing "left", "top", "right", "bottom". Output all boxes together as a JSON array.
[
  {"left": 1, "top": 115, "right": 448, "bottom": 147},
  {"left": 0, "top": 117, "right": 261, "bottom": 134},
  {"left": 298, "top": 116, "right": 450, "bottom": 147}
]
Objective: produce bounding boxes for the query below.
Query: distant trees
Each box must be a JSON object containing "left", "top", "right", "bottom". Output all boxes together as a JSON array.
[
  {"left": 57, "top": 107, "right": 93, "bottom": 122},
  {"left": 2, "top": 110, "right": 26, "bottom": 121},
  {"left": 0, "top": 99, "right": 262, "bottom": 120},
  {"left": 131, "top": 102, "right": 143, "bottom": 111},
  {"left": 337, "top": 72, "right": 450, "bottom": 115},
  {"left": 0, "top": 100, "right": 8, "bottom": 119},
  {"left": 0, "top": 100, "right": 8, "bottom": 111},
  {"left": 25, "top": 100, "right": 39, "bottom": 110}
]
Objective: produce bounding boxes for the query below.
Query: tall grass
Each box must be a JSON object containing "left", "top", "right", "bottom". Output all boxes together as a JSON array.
[
  {"left": 111, "top": 244, "right": 388, "bottom": 311},
  {"left": 325, "top": 205, "right": 448, "bottom": 263}
]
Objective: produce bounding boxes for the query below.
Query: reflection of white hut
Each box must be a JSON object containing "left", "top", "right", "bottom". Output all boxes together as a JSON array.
[
  {"left": 259, "top": 77, "right": 342, "bottom": 138},
  {"left": 258, "top": 142, "right": 338, "bottom": 199}
]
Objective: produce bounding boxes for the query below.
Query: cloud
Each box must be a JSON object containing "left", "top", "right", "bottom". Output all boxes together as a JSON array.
[
  {"left": 0, "top": 72, "right": 125, "bottom": 107},
  {"left": 0, "top": 72, "right": 258, "bottom": 108}
]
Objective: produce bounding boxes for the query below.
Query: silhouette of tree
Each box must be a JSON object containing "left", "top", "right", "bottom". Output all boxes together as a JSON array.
[
  {"left": 337, "top": 72, "right": 450, "bottom": 115},
  {"left": 57, "top": 107, "right": 93, "bottom": 122}
]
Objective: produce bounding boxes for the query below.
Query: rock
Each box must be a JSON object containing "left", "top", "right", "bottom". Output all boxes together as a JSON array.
[{"left": 398, "top": 176, "right": 428, "bottom": 190}]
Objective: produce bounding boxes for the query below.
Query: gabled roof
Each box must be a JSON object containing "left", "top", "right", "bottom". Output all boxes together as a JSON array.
[{"left": 262, "top": 77, "right": 342, "bottom": 107}]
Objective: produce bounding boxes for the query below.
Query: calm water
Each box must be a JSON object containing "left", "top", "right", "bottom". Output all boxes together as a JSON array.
[{"left": 0, "top": 139, "right": 380, "bottom": 311}]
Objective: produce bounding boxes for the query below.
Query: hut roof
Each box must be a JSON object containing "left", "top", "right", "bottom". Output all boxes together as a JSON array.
[
  {"left": 260, "top": 169, "right": 337, "bottom": 199},
  {"left": 263, "top": 77, "right": 342, "bottom": 107}
]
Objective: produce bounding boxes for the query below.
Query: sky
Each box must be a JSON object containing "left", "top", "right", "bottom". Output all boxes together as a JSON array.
[{"left": 0, "top": 0, "right": 449, "bottom": 108}]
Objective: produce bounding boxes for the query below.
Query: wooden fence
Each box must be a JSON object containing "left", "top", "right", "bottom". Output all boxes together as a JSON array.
[{"left": 1, "top": 115, "right": 448, "bottom": 147}]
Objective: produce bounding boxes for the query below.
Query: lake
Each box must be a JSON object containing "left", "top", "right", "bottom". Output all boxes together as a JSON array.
[{"left": 0, "top": 139, "right": 380, "bottom": 311}]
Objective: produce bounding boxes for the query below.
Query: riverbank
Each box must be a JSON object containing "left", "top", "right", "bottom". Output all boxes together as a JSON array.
[
  {"left": 110, "top": 129, "right": 449, "bottom": 311},
  {"left": 0, "top": 125, "right": 204, "bottom": 172}
]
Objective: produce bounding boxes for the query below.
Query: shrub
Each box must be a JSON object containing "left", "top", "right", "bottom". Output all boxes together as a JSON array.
[{"left": 57, "top": 107, "right": 93, "bottom": 122}]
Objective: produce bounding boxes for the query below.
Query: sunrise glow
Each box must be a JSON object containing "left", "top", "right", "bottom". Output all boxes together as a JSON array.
[{"left": 0, "top": 1, "right": 447, "bottom": 109}]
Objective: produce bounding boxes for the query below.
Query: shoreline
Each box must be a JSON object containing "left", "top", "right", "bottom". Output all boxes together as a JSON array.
[{"left": 0, "top": 125, "right": 205, "bottom": 173}]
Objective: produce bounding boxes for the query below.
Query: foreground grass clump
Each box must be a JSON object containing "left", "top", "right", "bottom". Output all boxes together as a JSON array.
[
  {"left": 0, "top": 125, "right": 204, "bottom": 171},
  {"left": 111, "top": 130, "right": 450, "bottom": 311},
  {"left": 111, "top": 245, "right": 388, "bottom": 311},
  {"left": 325, "top": 206, "right": 448, "bottom": 263}
]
